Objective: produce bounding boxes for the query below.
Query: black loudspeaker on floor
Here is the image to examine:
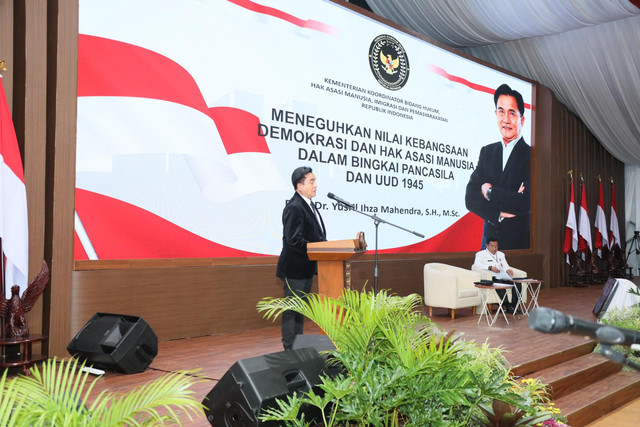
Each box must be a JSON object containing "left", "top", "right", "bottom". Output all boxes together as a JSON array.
[
  {"left": 67, "top": 313, "right": 158, "bottom": 374},
  {"left": 202, "top": 346, "right": 331, "bottom": 427}
]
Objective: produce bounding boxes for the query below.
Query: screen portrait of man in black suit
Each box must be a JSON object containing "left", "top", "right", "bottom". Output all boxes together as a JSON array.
[
  {"left": 465, "top": 84, "right": 530, "bottom": 250},
  {"left": 276, "top": 166, "right": 327, "bottom": 350}
]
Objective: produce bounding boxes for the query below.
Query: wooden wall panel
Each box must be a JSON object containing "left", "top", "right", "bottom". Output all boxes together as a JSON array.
[
  {"left": 71, "top": 265, "right": 287, "bottom": 341},
  {"left": 43, "top": 0, "right": 78, "bottom": 357},
  {"left": 534, "top": 85, "right": 625, "bottom": 289},
  {"left": 12, "top": 0, "right": 49, "bottom": 351},
  {"left": 558, "top": 96, "right": 624, "bottom": 285},
  {"left": 534, "top": 86, "right": 562, "bottom": 288},
  {"left": 70, "top": 252, "right": 543, "bottom": 342},
  {"left": 0, "top": 1, "right": 13, "bottom": 109}
]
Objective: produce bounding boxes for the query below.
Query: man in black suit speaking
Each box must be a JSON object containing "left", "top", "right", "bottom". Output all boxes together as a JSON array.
[
  {"left": 276, "top": 166, "right": 327, "bottom": 350},
  {"left": 465, "top": 84, "right": 530, "bottom": 250}
]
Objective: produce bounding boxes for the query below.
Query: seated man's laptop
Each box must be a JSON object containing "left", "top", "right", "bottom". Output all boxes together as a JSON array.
[{"left": 493, "top": 269, "right": 513, "bottom": 283}]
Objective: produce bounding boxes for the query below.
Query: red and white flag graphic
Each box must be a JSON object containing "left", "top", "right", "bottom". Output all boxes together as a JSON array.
[
  {"left": 563, "top": 177, "right": 578, "bottom": 264},
  {"left": 609, "top": 181, "right": 621, "bottom": 249},
  {"left": 594, "top": 180, "right": 608, "bottom": 256},
  {"left": 578, "top": 179, "right": 592, "bottom": 258},
  {"left": 0, "top": 77, "right": 29, "bottom": 296},
  {"left": 77, "top": 35, "right": 285, "bottom": 202},
  {"left": 75, "top": 35, "right": 288, "bottom": 259}
]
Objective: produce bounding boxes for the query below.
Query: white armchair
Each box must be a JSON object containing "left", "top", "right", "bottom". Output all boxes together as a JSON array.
[
  {"left": 423, "top": 263, "right": 482, "bottom": 319},
  {"left": 470, "top": 265, "right": 528, "bottom": 305}
]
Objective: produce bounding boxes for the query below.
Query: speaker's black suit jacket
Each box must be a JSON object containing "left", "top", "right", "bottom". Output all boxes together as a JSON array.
[
  {"left": 276, "top": 192, "right": 327, "bottom": 280},
  {"left": 465, "top": 137, "right": 530, "bottom": 250}
]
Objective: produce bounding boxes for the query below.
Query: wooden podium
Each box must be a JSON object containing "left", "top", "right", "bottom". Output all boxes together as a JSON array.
[{"left": 307, "top": 232, "right": 366, "bottom": 299}]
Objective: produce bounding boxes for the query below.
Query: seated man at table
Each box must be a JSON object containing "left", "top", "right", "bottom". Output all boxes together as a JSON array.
[{"left": 473, "top": 236, "right": 523, "bottom": 314}]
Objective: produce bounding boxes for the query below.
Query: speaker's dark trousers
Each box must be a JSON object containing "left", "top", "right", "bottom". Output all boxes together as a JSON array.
[
  {"left": 495, "top": 282, "right": 522, "bottom": 310},
  {"left": 281, "top": 277, "right": 312, "bottom": 350}
]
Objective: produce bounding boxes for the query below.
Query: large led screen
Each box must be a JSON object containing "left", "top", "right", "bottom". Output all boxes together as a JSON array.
[{"left": 75, "top": 0, "right": 533, "bottom": 260}]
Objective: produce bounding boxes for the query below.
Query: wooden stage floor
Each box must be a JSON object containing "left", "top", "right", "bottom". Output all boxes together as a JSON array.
[{"left": 87, "top": 283, "right": 629, "bottom": 426}]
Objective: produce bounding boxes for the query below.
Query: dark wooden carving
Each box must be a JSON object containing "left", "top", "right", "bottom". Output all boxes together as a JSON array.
[
  {"left": 0, "top": 260, "right": 50, "bottom": 339},
  {"left": 608, "top": 243, "right": 632, "bottom": 278},
  {"left": 567, "top": 248, "right": 592, "bottom": 287},
  {"left": 586, "top": 248, "right": 599, "bottom": 274}
]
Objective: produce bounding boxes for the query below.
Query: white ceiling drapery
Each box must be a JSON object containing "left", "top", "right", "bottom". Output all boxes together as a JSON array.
[{"left": 365, "top": 0, "right": 640, "bottom": 164}]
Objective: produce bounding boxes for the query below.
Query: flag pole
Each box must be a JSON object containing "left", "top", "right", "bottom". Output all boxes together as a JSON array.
[
  {"left": 0, "top": 238, "right": 4, "bottom": 299},
  {"left": 0, "top": 238, "right": 4, "bottom": 298},
  {"left": 0, "top": 60, "right": 5, "bottom": 301},
  {"left": 0, "top": 61, "right": 6, "bottom": 342}
]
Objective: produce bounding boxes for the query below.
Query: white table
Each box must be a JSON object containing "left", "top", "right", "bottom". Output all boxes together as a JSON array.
[
  {"left": 475, "top": 283, "right": 516, "bottom": 326},
  {"left": 512, "top": 279, "right": 542, "bottom": 316}
]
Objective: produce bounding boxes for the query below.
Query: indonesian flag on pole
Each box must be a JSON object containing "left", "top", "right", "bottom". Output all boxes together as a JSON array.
[
  {"left": 609, "top": 181, "right": 621, "bottom": 249},
  {"left": 563, "top": 177, "right": 578, "bottom": 264},
  {"left": 594, "top": 180, "right": 609, "bottom": 257},
  {"left": 578, "top": 179, "right": 593, "bottom": 257},
  {"left": 0, "top": 77, "right": 29, "bottom": 297}
]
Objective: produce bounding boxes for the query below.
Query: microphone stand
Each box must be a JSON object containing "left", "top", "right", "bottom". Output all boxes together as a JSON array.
[
  {"left": 336, "top": 202, "right": 424, "bottom": 294},
  {"left": 625, "top": 230, "right": 640, "bottom": 260},
  {"left": 529, "top": 307, "right": 640, "bottom": 372},
  {"left": 626, "top": 231, "right": 640, "bottom": 276},
  {"left": 596, "top": 324, "right": 640, "bottom": 371},
  {"left": 599, "top": 344, "right": 640, "bottom": 372}
]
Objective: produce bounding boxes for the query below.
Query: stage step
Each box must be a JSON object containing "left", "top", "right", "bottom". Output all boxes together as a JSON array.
[
  {"left": 554, "top": 371, "right": 640, "bottom": 427},
  {"left": 524, "top": 352, "right": 621, "bottom": 400},
  {"left": 519, "top": 340, "right": 640, "bottom": 427},
  {"left": 511, "top": 341, "right": 597, "bottom": 377}
]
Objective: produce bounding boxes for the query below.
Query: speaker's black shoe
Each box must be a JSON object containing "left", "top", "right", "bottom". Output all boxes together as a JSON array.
[{"left": 507, "top": 306, "right": 523, "bottom": 315}]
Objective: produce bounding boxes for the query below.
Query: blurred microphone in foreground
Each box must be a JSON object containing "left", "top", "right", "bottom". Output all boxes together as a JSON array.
[{"left": 529, "top": 307, "right": 640, "bottom": 350}]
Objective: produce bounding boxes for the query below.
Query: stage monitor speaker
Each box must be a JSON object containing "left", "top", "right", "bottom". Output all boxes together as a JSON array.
[
  {"left": 202, "top": 347, "right": 326, "bottom": 426},
  {"left": 292, "top": 334, "right": 343, "bottom": 378},
  {"left": 67, "top": 313, "right": 158, "bottom": 374},
  {"left": 593, "top": 277, "right": 618, "bottom": 319}
]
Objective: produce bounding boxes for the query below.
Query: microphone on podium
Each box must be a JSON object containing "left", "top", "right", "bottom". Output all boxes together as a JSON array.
[
  {"left": 529, "top": 307, "right": 640, "bottom": 349},
  {"left": 327, "top": 192, "right": 354, "bottom": 208}
]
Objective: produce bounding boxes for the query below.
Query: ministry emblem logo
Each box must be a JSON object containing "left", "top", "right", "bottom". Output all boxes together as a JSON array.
[{"left": 368, "top": 34, "right": 409, "bottom": 91}]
